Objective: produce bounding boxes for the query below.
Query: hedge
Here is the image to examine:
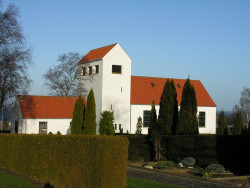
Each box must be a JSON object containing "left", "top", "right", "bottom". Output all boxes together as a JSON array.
[
  {"left": 126, "top": 134, "right": 250, "bottom": 174},
  {"left": 0, "top": 134, "right": 129, "bottom": 188}
]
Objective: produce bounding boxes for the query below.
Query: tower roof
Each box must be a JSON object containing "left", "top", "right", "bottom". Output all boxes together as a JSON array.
[{"left": 78, "top": 43, "right": 117, "bottom": 64}]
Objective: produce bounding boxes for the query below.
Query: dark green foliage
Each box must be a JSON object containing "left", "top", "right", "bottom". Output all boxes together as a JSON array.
[
  {"left": 216, "top": 135, "right": 250, "bottom": 174},
  {"left": 217, "top": 110, "right": 228, "bottom": 135},
  {"left": 56, "top": 131, "right": 61, "bottom": 135},
  {"left": 71, "top": 95, "right": 85, "bottom": 134},
  {"left": 232, "top": 110, "right": 244, "bottom": 135},
  {"left": 0, "top": 134, "right": 129, "bottom": 188},
  {"left": 99, "top": 111, "right": 115, "bottom": 135},
  {"left": 158, "top": 79, "right": 178, "bottom": 135},
  {"left": 48, "top": 132, "right": 53, "bottom": 135},
  {"left": 148, "top": 101, "right": 162, "bottom": 161},
  {"left": 176, "top": 78, "right": 198, "bottom": 135},
  {"left": 148, "top": 101, "right": 159, "bottom": 139},
  {"left": 135, "top": 116, "right": 142, "bottom": 134},
  {"left": 126, "top": 135, "right": 151, "bottom": 162},
  {"left": 84, "top": 89, "right": 97, "bottom": 135}
]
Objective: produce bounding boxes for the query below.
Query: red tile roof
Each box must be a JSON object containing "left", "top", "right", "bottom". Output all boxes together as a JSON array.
[
  {"left": 78, "top": 43, "right": 117, "bottom": 64},
  {"left": 131, "top": 76, "right": 216, "bottom": 107},
  {"left": 18, "top": 95, "right": 86, "bottom": 119}
]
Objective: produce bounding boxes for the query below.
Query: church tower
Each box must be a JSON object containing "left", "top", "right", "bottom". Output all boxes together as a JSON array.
[{"left": 78, "top": 43, "right": 132, "bottom": 134}]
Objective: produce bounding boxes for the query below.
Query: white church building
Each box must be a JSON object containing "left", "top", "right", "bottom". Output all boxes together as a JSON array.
[{"left": 11, "top": 43, "right": 216, "bottom": 134}]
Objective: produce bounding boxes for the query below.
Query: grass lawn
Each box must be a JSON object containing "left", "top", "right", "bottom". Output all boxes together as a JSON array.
[
  {"left": 0, "top": 170, "right": 184, "bottom": 188},
  {"left": 0, "top": 171, "right": 39, "bottom": 188},
  {"left": 126, "top": 176, "right": 185, "bottom": 188}
]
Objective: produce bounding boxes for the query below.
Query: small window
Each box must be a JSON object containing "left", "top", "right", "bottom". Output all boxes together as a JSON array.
[
  {"left": 143, "top": 110, "right": 151, "bottom": 127},
  {"left": 151, "top": 82, "right": 155, "bottom": 87},
  {"left": 39, "top": 122, "right": 47, "bottom": 134},
  {"left": 114, "top": 124, "right": 117, "bottom": 130},
  {"left": 111, "top": 104, "right": 112, "bottom": 110},
  {"left": 112, "top": 65, "right": 122, "bottom": 74},
  {"left": 119, "top": 124, "right": 122, "bottom": 130},
  {"left": 199, "top": 112, "right": 206, "bottom": 127},
  {"left": 89, "top": 66, "right": 92, "bottom": 75},
  {"left": 82, "top": 67, "right": 86, "bottom": 76},
  {"left": 95, "top": 65, "right": 99, "bottom": 74}
]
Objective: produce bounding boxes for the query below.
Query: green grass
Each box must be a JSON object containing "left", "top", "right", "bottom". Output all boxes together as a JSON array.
[
  {"left": 0, "top": 171, "right": 39, "bottom": 188},
  {"left": 126, "top": 176, "right": 185, "bottom": 188},
  {"left": 0, "top": 171, "right": 184, "bottom": 188}
]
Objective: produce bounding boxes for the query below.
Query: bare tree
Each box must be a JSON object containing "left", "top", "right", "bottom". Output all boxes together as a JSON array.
[
  {"left": 234, "top": 87, "right": 250, "bottom": 125},
  {"left": 0, "top": 1, "right": 32, "bottom": 119},
  {"left": 43, "top": 52, "right": 89, "bottom": 96}
]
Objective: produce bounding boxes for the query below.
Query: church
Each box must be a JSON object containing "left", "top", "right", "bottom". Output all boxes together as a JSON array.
[{"left": 11, "top": 43, "right": 216, "bottom": 134}]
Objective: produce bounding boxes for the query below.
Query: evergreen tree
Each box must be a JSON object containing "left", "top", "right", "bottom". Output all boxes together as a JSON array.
[
  {"left": 84, "top": 89, "right": 97, "bottom": 135},
  {"left": 232, "top": 110, "right": 244, "bottom": 135},
  {"left": 148, "top": 101, "right": 161, "bottom": 161},
  {"left": 176, "top": 78, "right": 198, "bottom": 135},
  {"left": 135, "top": 116, "right": 142, "bottom": 134},
  {"left": 99, "top": 111, "right": 115, "bottom": 135},
  {"left": 158, "top": 79, "right": 178, "bottom": 135},
  {"left": 217, "top": 110, "right": 227, "bottom": 135},
  {"left": 71, "top": 95, "right": 85, "bottom": 134}
]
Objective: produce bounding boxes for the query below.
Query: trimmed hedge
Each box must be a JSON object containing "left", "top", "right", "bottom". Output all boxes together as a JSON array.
[
  {"left": 0, "top": 134, "right": 129, "bottom": 188},
  {"left": 127, "top": 134, "right": 250, "bottom": 174},
  {"left": 127, "top": 135, "right": 151, "bottom": 162}
]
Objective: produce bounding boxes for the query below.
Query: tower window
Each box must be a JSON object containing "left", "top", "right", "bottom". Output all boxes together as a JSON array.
[
  {"left": 199, "top": 112, "right": 206, "bottom": 127},
  {"left": 82, "top": 67, "right": 86, "bottom": 76},
  {"left": 95, "top": 65, "right": 99, "bottom": 74},
  {"left": 89, "top": 66, "right": 92, "bottom": 75},
  {"left": 112, "top": 65, "right": 122, "bottom": 74}
]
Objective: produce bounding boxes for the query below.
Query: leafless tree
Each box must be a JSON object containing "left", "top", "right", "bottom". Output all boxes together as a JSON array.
[
  {"left": 43, "top": 52, "right": 89, "bottom": 97},
  {"left": 233, "top": 87, "right": 250, "bottom": 124},
  {"left": 0, "top": 1, "right": 32, "bottom": 119}
]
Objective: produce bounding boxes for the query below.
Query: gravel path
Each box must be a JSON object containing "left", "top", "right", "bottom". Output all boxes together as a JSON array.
[{"left": 126, "top": 165, "right": 243, "bottom": 188}]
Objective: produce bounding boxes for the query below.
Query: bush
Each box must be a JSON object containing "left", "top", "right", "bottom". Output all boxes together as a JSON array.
[{"left": 0, "top": 134, "right": 128, "bottom": 188}]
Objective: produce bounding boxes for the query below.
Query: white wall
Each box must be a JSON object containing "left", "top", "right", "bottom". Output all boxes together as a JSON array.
[
  {"left": 102, "top": 44, "right": 132, "bottom": 133},
  {"left": 78, "top": 60, "right": 103, "bottom": 134},
  {"left": 130, "top": 104, "right": 216, "bottom": 135},
  {"left": 198, "top": 106, "right": 217, "bottom": 134}
]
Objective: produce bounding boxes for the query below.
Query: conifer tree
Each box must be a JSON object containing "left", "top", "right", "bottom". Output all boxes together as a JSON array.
[
  {"left": 158, "top": 79, "right": 178, "bottom": 135},
  {"left": 217, "top": 110, "right": 227, "bottom": 135},
  {"left": 135, "top": 116, "right": 142, "bottom": 134},
  {"left": 148, "top": 101, "right": 161, "bottom": 161},
  {"left": 176, "top": 78, "right": 198, "bottom": 135},
  {"left": 71, "top": 95, "right": 85, "bottom": 134},
  {"left": 84, "top": 89, "right": 97, "bottom": 135},
  {"left": 99, "top": 111, "right": 115, "bottom": 135},
  {"left": 232, "top": 110, "right": 244, "bottom": 135}
]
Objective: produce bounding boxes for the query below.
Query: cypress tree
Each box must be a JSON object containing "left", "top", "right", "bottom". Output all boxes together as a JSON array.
[
  {"left": 176, "top": 78, "right": 198, "bottom": 135},
  {"left": 232, "top": 110, "right": 244, "bottom": 135},
  {"left": 71, "top": 95, "right": 85, "bottom": 134},
  {"left": 217, "top": 110, "right": 227, "bottom": 135},
  {"left": 148, "top": 101, "right": 161, "bottom": 161},
  {"left": 84, "top": 89, "right": 97, "bottom": 135},
  {"left": 99, "top": 111, "right": 115, "bottom": 135},
  {"left": 158, "top": 79, "right": 178, "bottom": 135}
]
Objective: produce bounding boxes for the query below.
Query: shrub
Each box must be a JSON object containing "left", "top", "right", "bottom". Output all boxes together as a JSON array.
[
  {"left": 0, "top": 134, "right": 128, "bottom": 188},
  {"left": 71, "top": 95, "right": 85, "bottom": 134},
  {"left": 99, "top": 111, "right": 115, "bottom": 135}
]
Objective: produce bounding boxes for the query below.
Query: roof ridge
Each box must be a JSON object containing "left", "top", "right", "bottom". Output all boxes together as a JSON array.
[
  {"left": 19, "top": 95, "right": 78, "bottom": 98},
  {"left": 131, "top": 75, "right": 200, "bottom": 81},
  {"left": 89, "top": 43, "right": 117, "bottom": 52}
]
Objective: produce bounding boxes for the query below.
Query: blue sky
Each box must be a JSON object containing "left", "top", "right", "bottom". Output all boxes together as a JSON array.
[{"left": 3, "top": 0, "right": 250, "bottom": 111}]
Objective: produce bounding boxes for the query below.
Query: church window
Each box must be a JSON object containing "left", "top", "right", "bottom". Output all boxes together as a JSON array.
[
  {"left": 89, "top": 66, "right": 92, "bottom": 75},
  {"left": 112, "top": 65, "right": 122, "bottom": 74},
  {"left": 143, "top": 110, "right": 150, "bottom": 127},
  {"left": 82, "top": 67, "right": 86, "bottom": 76},
  {"left": 39, "top": 122, "right": 47, "bottom": 134},
  {"left": 199, "top": 112, "right": 206, "bottom": 127},
  {"left": 95, "top": 65, "right": 99, "bottom": 74}
]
